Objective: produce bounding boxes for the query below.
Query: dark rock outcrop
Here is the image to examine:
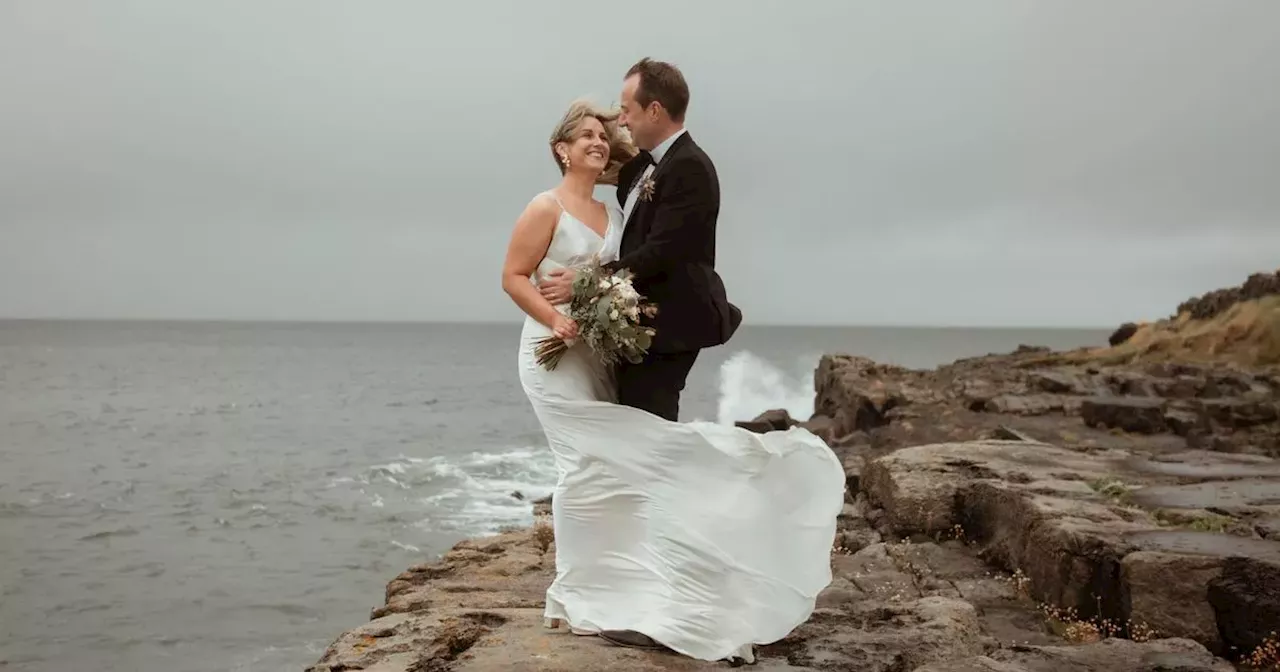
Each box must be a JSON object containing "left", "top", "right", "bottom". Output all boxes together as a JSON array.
[
  {"left": 1207, "top": 555, "right": 1280, "bottom": 657},
  {"left": 1080, "top": 396, "right": 1168, "bottom": 433},
  {"left": 1176, "top": 269, "right": 1280, "bottom": 320},
  {"left": 735, "top": 408, "right": 799, "bottom": 433},
  {"left": 1109, "top": 322, "right": 1140, "bottom": 347}
]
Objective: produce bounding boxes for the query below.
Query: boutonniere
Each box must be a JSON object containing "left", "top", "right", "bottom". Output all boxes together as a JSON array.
[{"left": 638, "top": 175, "right": 657, "bottom": 202}]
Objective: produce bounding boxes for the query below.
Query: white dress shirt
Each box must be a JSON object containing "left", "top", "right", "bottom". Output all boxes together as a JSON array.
[{"left": 620, "top": 127, "right": 687, "bottom": 226}]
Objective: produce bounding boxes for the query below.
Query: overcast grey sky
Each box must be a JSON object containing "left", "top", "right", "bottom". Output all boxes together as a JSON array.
[{"left": 2, "top": 1, "right": 1277, "bottom": 327}]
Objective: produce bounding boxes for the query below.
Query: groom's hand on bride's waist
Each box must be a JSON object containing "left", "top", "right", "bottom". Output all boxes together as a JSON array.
[{"left": 539, "top": 268, "right": 575, "bottom": 305}]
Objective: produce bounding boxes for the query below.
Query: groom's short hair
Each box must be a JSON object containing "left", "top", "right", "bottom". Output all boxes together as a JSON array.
[{"left": 626, "top": 58, "right": 689, "bottom": 122}]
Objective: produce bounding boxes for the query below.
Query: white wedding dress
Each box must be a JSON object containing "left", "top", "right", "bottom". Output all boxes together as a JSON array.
[{"left": 517, "top": 196, "right": 845, "bottom": 663}]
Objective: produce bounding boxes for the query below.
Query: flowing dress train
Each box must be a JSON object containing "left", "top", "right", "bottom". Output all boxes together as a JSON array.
[{"left": 517, "top": 197, "right": 845, "bottom": 662}]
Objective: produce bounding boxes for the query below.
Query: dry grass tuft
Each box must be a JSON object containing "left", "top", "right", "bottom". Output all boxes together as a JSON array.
[
  {"left": 1038, "top": 603, "right": 1158, "bottom": 644},
  {"left": 1089, "top": 477, "right": 1135, "bottom": 503},
  {"left": 531, "top": 515, "right": 555, "bottom": 553},
  {"left": 999, "top": 566, "right": 1160, "bottom": 646},
  {"left": 1027, "top": 295, "right": 1280, "bottom": 368}
]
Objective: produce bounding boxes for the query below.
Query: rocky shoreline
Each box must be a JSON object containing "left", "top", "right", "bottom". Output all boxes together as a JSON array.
[{"left": 307, "top": 275, "right": 1280, "bottom": 671}]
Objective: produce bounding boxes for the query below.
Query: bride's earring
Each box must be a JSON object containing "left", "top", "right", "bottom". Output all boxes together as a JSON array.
[{"left": 559, "top": 153, "right": 570, "bottom": 170}]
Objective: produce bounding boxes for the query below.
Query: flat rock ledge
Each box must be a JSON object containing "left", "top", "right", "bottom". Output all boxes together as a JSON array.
[
  {"left": 305, "top": 518, "right": 1243, "bottom": 672},
  {"left": 862, "top": 440, "right": 1280, "bottom": 662},
  {"left": 310, "top": 348, "right": 1280, "bottom": 671},
  {"left": 308, "top": 438, "right": 1271, "bottom": 671}
]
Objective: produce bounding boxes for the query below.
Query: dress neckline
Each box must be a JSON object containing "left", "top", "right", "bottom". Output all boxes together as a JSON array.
[
  {"left": 559, "top": 210, "right": 606, "bottom": 242},
  {"left": 548, "top": 191, "right": 609, "bottom": 240}
]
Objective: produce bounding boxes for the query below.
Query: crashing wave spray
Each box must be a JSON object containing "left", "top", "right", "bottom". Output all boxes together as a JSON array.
[{"left": 715, "top": 350, "right": 815, "bottom": 425}]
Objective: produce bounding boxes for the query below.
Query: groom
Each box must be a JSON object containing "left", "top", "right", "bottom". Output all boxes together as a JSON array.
[{"left": 540, "top": 57, "right": 741, "bottom": 424}]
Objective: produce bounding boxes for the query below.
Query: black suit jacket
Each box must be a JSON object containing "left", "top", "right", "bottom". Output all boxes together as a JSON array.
[{"left": 605, "top": 132, "right": 742, "bottom": 354}]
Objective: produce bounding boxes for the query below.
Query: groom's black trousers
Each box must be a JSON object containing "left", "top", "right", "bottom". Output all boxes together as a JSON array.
[{"left": 616, "top": 350, "right": 699, "bottom": 422}]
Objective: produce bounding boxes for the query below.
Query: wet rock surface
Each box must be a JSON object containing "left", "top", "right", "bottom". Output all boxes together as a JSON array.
[{"left": 311, "top": 344, "right": 1280, "bottom": 671}]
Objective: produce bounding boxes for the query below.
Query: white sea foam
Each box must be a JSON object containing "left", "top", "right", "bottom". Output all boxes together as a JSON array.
[
  {"left": 364, "top": 350, "right": 816, "bottom": 536},
  {"left": 715, "top": 350, "right": 816, "bottom": 425},
  {"left": 409, "top": 448, "right": 558, "bottom": 534}
]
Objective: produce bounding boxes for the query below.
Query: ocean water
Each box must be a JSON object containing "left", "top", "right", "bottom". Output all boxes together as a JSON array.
[{"left": 0, "top": 320, "right": 1107, "bottom": 672}]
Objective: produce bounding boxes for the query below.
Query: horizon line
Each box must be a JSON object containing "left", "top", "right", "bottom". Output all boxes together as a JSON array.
[{"left": 0, "top": 316, "right": 1116, "bottom": 331}]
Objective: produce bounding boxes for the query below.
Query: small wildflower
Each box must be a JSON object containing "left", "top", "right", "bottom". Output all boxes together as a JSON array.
[{"left": 1244, "top": 631, "right": 1279, "bottom": 670}]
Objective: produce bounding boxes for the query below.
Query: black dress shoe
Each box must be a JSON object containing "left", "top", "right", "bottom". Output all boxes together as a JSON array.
[{"left": 598, "top": 629, "right": 667, "bottom": 651}]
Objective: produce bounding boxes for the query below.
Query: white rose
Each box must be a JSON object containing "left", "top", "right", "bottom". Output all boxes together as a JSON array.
[{"left": 609, "top": 309, "right": 619, "bottom": 320}]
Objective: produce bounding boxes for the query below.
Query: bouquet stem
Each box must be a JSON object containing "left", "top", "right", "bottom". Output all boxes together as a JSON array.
[{"left": 533, "top": 336, "right": 569, "bottom": 370}]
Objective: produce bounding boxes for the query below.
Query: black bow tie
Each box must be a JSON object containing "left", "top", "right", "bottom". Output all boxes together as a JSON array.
[{"left": 636, "top": 150, "right": 654, "bottom": 166}]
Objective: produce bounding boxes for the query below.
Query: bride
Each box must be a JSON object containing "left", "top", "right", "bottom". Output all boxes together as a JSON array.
[{"left": 500, "top": 99, "right": 845, "bottom": 664}]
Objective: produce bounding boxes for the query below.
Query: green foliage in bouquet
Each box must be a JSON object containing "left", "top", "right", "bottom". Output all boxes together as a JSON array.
[{"left": 534, "top": 258, "right": 658, "bottom": 370}]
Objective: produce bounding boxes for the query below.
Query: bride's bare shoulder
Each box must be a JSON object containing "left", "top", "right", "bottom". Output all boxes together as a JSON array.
[
  {"left": 522, "top": 191, "right": 563, "bottom": 217},
  {"left": 510, "top": 191, "right": 562, "bottom": 235}
]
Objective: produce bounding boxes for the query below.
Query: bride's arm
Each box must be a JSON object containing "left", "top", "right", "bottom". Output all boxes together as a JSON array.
[{"left": 501, "top": 196, "right": 566, "bottom": 329}]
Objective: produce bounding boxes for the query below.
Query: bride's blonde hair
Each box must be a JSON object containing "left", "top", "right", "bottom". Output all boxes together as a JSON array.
[{"left": 549, "top": 98, "right": 638, "bottom": 186}]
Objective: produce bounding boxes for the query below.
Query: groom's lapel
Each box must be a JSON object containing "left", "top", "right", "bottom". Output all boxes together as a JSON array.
[
  {"left": 629, "top": 132, "right": 692, "bottom": 226},
  {"left": 644, "top": 132, "right": 691, "bottom": 211},
  {"left": 650, "top": 132, "right": 691, "bottom": 183},
  {"left": 616, "top": 157, "right": 644, "bottom": 208}
]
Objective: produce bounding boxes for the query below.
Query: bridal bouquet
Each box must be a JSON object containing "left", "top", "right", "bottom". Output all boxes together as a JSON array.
[{"left": 534, "top": 258, "right": 658, "bottom": 370}]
